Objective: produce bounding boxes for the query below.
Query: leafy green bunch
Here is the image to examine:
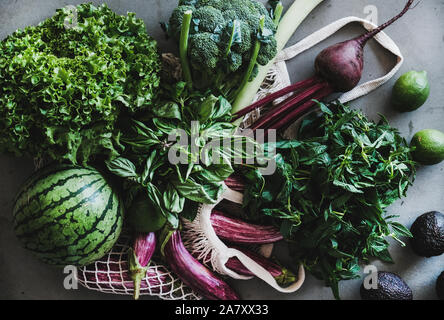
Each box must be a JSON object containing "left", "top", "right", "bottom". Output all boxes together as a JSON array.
[
  {"left": 0, "top": 3, "right": 161, "bottom": 164},
  {"left": 242, "top": 102, "right": 417, "bottom": 299},
  {"left": 107, "top": 82, "right": 259, "bottom": 228},
  {"left": 166, "top": 0, "right": 280, "bottom": 102}
]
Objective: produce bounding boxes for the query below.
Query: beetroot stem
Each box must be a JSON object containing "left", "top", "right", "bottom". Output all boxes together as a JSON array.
[
  {"left": 357, "top": 0, "right": 414, "bottom": 46},
  {"left": 252, "top": 81, "right": 328, "bottom": 131},
  {"left": 271, "top": 85, "right": 334, "bottom": 132},
  {"left": 233, "top": 76, "right": 319, "bottom": 120}
]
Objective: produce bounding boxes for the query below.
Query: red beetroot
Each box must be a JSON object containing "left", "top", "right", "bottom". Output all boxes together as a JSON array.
[{"left": 236, "top": 0, "right": 415, "bottom": 132}]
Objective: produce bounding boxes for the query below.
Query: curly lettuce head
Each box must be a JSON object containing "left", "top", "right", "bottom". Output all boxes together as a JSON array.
[{"left": 0, "top": 4, "right": 161, "bottom": 164}]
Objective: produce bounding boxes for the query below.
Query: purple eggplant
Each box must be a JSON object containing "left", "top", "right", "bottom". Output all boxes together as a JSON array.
[
  {"left": 211, "top": 210, "right": 283, "bottom": 244},
  {"left": 225, "top": 245, "right": 297, "bottom": 287},
  {"left": 129, "top": 232, "right": 156, "bottom": 300},
  {"left": 163, "top": 230, "right": 240, "bottom": 300}
]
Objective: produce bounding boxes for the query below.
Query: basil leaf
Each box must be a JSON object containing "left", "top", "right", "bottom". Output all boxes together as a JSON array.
[
  {"left": 106, "top": 157, "right": 138, "bottom": 178},
  {"left": 153, "top": 101, "right": 182, "bottom": 120}
]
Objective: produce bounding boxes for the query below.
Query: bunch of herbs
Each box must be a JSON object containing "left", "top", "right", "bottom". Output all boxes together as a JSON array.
[
  {"left": 107, "top": 82, "right": 259, "bottom": 229},
  {"left": 242, "top": 102, "right": 416, "bottom": 299}
]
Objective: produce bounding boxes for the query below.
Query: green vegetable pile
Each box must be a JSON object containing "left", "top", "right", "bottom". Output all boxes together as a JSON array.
[
  {"left": 165, "top": 0, "right": 280, "bottom": 101},
  {"left": 242, "top": 102, "right": 417, "bottom": 299},
  {"left": 0, "top": 4, "right": 161, "bottom": 165},
  {"left": 107, "top": 82, "right": 258, "bottom": 229}
]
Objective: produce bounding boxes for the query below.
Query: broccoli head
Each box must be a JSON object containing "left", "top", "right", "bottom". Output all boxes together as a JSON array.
[
  {"left": 189, "top": 32, "right": 220, "bottom": 70},
  {"left": 169, "top": 5, "right": 195, "bottom": 40},
  {"left": 257, "top": 37, "right": 277, "bottom": 66},
  {"left": 168, "top": 0, "right": 279, "bottom": 101},
  {"left": 193, "top": 6, "right": 225, "bottom": 33}
]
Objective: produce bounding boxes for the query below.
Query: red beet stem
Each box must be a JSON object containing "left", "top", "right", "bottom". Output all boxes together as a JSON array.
[
  {"left": 251, "top": 81, "right": 329, "bottom": 131},
  {"left": 233, "top": 76, "right": 319, "bottom": 120},
  {"left": 357, "top": 0, "right": 415, "bottom": 46},
  {"left": 270, "top": 86, "right": 334, "bottom": 132}
]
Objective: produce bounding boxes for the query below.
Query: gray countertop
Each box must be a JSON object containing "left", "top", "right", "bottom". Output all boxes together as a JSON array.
[{"left": 0, "top": 0, "right": 443, "bottom": 300}]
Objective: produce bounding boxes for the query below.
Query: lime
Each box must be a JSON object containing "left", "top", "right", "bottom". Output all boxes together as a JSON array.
[
  {"left": 410, "top": 129, "right": 444, "bottom": 165},
  {"left": 392, "top": 70, "right": 430, "bottom": 112},
  {"left": 127, "top": 194, "right": 167, "bottom": 232}
]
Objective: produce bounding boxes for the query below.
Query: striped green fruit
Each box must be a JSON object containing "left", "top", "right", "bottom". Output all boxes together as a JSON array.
[{"left": 13, "top": 165, "right": 123, "bottom": 267}]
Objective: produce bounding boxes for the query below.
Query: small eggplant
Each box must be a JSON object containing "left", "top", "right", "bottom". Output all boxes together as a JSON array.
[
  {"left": 163, "top": 230, "right": 240, "bottom": 300},
  {"left": 129, "top": 232, "right": 156, "bottom": 300},
  {"left": 211, "top": 210, "right": 283, "bottom": 244}
]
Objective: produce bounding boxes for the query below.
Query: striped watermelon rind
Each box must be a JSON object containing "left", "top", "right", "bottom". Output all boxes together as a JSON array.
[{"left": 13, "top": 164, "right": 123, "bottom": 267}]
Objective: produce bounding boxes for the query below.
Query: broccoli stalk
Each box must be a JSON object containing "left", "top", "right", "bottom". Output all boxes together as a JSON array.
[
  {"left": 224, "top": 20, "right": 241, "bottom": 57},
  {"left": 272, "top": 2, "right": 284, "bottom": 26},
  {"left": 232, "top": 15, "right": 265, "bottom": 102},
  {"left": 179, "top": 10, "right": 193, "bottom": 89}
]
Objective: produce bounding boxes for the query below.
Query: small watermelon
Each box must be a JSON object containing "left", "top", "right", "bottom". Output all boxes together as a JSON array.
[{"left": 13, "top": 164, "right": 123, "bottom": 267}]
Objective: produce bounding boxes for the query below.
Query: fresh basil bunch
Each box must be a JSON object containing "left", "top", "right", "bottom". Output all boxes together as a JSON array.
[{"left": 107, "top": 82, "right": 260, "bottom": 228}]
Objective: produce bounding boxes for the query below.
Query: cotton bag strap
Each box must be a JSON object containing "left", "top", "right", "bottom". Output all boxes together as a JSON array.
[{"left": 274, "top": 16, "right": 404, "bottom": 103}]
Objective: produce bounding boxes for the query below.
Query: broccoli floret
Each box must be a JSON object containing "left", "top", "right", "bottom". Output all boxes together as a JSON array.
[
  {"left": 228, "top": 52, "right": 243, "bottom": 72},
  {"left": 221, "top": 9, "right": 238, "bottom": 21},
  {"left": 221, "top": 20, "right": 251, "bottom": 55},
  {"left": 169, "top": 5, "right": 194, "bottom": 40},
  {"left": 264, "top": 15, "right": 277, "bottom": 33},
  {"left": 178, "top": 0, "right": 197, "bottom": 5},
  {"left": 229, "top": 0, "right": 261, "bottom": 30},
  {"left": 196, "top": 0, "right": 225, "bottom": 10},
  {"left": 257, "top": 37, "right": 277, "bottom": 66},
  {"left": 189, "top": 33, "right": 220, "bottom": 70},
  {"left": 193, "top": 6, "right": 225, "bottom": 33},
  {"left": 251, "top": 0, "right": 269, "bottom": 16}
]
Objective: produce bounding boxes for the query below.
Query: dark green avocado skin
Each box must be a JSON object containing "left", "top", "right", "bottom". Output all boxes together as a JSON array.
[
  {"left": 437, "top": 272, "right": 444, "bottom": 300},
  {"left": 410, "top": 211, "right": 444, "bottom": 257},
  {"left": 360, "top": 272, "right": 413, "bottom": 300}
]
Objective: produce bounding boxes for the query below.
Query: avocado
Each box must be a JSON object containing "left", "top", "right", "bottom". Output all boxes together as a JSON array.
[
  {"left": 410, "top": 211, "right": 444, "bottom": 257},
  {"left": 437, "top": 272, "right": 444, "bottom": 300},
  {"left": 436, "top": 271, "right": 444, "bottom": 300},
  {"left": 360, "top": 271, "right": 413, "bottom": 300}
]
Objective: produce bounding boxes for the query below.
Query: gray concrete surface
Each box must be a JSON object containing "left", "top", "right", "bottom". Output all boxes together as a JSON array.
[{"left": 0, "top": 0, "right": 443, "bottom": 300}]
